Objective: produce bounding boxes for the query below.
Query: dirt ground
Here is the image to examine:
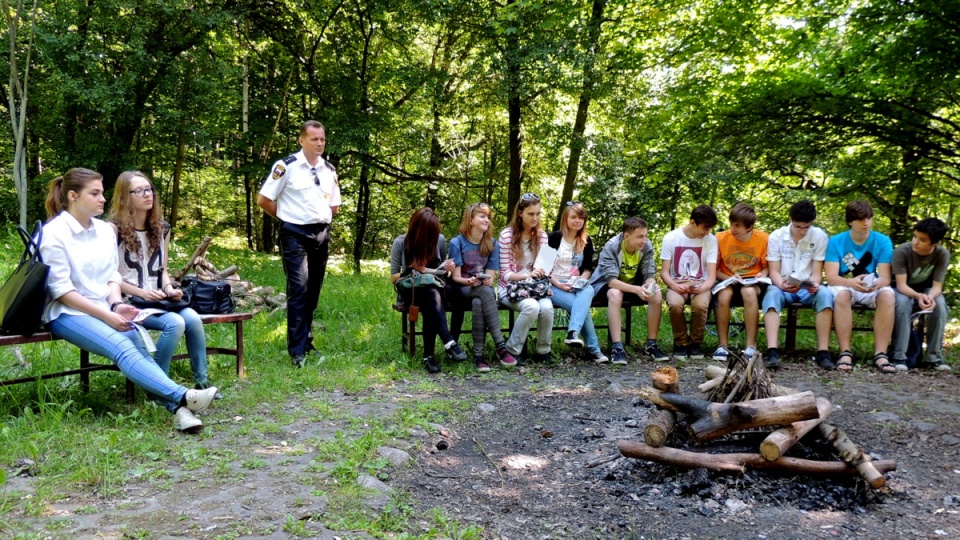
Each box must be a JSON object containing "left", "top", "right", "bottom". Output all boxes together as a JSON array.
[{"left": 5, "top": 352, "right": 960, "bottom": 539}]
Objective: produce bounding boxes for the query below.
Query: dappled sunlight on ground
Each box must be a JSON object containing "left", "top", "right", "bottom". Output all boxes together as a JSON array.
[{"left": 502, "top": 454, "right": 550, "bottom": 471}]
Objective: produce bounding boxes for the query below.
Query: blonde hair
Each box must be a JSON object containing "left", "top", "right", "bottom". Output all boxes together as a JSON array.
[
  {"left": 457, "top": 203, "right": 494, "bottom": 257},
  {"left": 109, "top": 171, "right": 165, "bottom": 260},
  {"left": 559, "top": 202, "right": 589, "bottom": 254}
]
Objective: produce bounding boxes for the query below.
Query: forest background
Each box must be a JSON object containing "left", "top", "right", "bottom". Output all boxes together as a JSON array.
[{"left": 2, "top": 0, "right": 958, "bottom": 295}]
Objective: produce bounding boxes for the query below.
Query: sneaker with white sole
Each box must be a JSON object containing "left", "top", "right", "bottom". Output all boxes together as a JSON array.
[
  {"left": 564, "top": 331, "right": 584, "bottom": 348},
  {"left": 923, "top": 360, "right": 952, "bottom": 371},
  {"left": 744, "top": 347, "right": 758, "bottom": 360},
  {"left": 712, "top": 346, "right": 730, "bottom": 361},
  {"left": 591, "top": 350, "right": 610, "bottom": 364},
  {"left": 893, "top": 362, "right": 908, "bottom": 372},
  {"left": 644, "top": 341, "right": 669, "bottom": 362},
  {"left": 174, "top": 407, "right": 203, "bottom": 433},
  {"left": 610, "top": 348, "right": 628, "bottom": 365},
  {"left": 689, "top": 346, "right": 706, "bottom": 360},
  {"left": 184, "top": 387, "right": 218, "bottom": 413}
]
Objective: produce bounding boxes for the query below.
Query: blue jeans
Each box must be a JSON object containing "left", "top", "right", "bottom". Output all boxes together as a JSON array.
[
  {"left": 761, "top": 286, "right": 834, "bottom": 314},
  {"left": 139, "top": 308, "right": 209, "bottom": 386},
  {"left": 49, "top": 314, "right": 188, "bottom": 413},
  {"left": 551, "top": 285, "right": 601, "bottom": 354}
]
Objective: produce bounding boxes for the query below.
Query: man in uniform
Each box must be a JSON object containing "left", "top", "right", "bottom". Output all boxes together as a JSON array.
[{"left": 257, "top": 120, "right": 342, "bottom": 368}]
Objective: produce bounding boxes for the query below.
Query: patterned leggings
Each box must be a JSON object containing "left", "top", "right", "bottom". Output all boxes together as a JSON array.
[{"left": 458, "top": 285, "right": 505, "bottom": 356}]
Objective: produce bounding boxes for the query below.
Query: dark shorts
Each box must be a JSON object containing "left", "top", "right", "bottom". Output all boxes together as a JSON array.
[
  {"left": 593, "top": 284, "right": 649, "bottom": 306},
  {"left": 713, "top": 283, "right": 768, "bottom": 308}
]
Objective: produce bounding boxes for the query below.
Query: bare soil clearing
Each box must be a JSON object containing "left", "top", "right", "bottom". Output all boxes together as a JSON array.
[{"left": 5, "top": 358, "right": 960, "bottom": 539}]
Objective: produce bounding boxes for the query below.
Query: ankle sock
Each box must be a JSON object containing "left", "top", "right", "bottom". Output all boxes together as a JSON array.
[{"left": 613, "top": 341, "right": 624, "bottom": 351}]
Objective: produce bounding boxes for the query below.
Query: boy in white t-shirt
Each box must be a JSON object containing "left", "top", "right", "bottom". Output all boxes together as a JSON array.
[{"left": 660, "top": 205, "right": 719, "bottom": 359}]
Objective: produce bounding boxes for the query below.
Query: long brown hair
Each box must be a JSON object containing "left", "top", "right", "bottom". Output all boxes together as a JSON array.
[
  {"left": 507, "top": 193, "right": 542, "bottom": 263},
  {"left": 559, "top": 202, "right": 589, "bottom": 254},
  {"left": 457, "top": 203, "right": 494, "bottom": 257},
  {"left": 44, "top": 168, "right": 103, "bottom": 219},
  {"left": 109, "top": 171, "right": 164, "bottom": 260},
  {"left": 404, "top": 208, "right": 441, "bottom": 269}
]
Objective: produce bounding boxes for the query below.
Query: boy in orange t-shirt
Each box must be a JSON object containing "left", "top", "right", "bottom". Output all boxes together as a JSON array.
[{"left": 713, "top": 202, "right": 769, "bottom": 362}]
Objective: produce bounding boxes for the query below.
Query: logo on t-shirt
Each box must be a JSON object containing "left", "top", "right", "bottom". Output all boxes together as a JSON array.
[
  {"left": 673, "top": 246, "right": 704, "bottom": 279},
  {"left": 842, "top": 251, "right": 873, "bottom": 276}
]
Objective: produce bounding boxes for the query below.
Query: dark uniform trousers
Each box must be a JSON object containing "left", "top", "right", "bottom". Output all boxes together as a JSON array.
[{"left": 279, "top": 220, "right": 330, "bottom": 356}]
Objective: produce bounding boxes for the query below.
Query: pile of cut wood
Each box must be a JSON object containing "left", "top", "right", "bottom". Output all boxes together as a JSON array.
[
  {"left": 620, "top": 353, "right": 896, "bottom": 489},
  {"left": 171, "top": 236, "right": 286, "bottom": 314}
]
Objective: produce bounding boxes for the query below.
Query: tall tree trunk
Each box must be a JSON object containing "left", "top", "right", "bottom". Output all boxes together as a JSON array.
[
  {"left": 351, "top": 9, "right": 376, "bottom": 274},
  {"left": 169, "top": 130, "right": 186, "bottom": 229},
  {"left": 505, "top": 0, "right": 524, "bottom": 213},
  {"left": 888, "top": 149, "right": 920, "bottom": 243},
  {"left": 554, "top": 0, "right": 606, "bottom": 232},
  {"left": 353, "top": 164, "right": 371, "bottom": 274},
  {"left": 242, "top": 57, "right": 254, "bottom": 250}
]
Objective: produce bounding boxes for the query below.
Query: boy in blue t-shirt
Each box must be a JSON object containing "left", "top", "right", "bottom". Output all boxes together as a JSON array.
[{"left": 824, "top": 200, "right": 895, "bottom": 373}]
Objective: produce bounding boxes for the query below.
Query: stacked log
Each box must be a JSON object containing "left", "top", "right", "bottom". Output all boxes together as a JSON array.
[
  {"left": 172, "top": 237, "right": 286, "bottom": 314},
  {"left": 622, "top": 352, "right": 895, "bottom": 488}
]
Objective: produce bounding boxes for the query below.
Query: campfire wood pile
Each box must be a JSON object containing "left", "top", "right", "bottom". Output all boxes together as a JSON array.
[
  {"left": 619, "top": 354, "right": 896, "bottom": 489},
  {"left": 170, "top": 236, "right": 286, "bottom": 314}
]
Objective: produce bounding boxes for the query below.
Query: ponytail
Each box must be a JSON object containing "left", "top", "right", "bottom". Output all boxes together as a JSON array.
[
  {"left": 45, "top": 176, "right": 67, "bottom": 219},
  {"left": 44, "top": 168, "right": 104, "bottom": 219}
]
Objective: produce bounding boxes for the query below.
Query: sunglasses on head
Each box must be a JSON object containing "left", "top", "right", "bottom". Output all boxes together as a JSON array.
[
  {"left": 521, "top": 192, "right": 540, "bottom": 201},
  {"left": 566, "top": 200, "right": 582, "bottom": 207}
]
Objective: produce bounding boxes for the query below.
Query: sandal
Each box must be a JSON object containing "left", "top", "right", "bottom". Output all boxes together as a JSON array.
[
  {"left": 873, "top": 353, "right": 896, "bottom": 374},
  {"left": 836, "top": 350, "right": 854, "bottom": 372}
]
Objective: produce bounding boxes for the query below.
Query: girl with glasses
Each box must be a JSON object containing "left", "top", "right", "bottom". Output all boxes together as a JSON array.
[
  {"left": 449, "top": 203, "right": 518, "bottom": 372},
  {"left": 40, "top": 168, "right": 218, "bottom": 432},
  {"left": 547, "top": 202, "right": 607, "bottom": 363},
  {"left": 109, "top": 171, "right": 219, "bottom": 402},
  {"left": 498, "top": 193, "right": 555, "bottom": 364}
]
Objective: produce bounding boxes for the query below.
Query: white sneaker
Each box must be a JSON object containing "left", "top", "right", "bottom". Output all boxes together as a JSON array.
[
  {"left": 174, "top": 407, "right": 203, "bottom": 433},
  {"left": 712, "top": 346, "right": 729, "bottom": 361},
  {"left": 744, "top": 347, "right": 758, "bottom": 360},
  {"left": 184, "top": 387, "right": 219, "bottom": 413},
  {"left": 894, "top": 362, "right": 908, "bottom": 372}
]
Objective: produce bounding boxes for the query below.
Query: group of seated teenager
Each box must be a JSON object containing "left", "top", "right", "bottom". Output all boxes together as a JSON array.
[
  {"left": 391, "top": 195, "right": 952, "bottom": 376},
  {"left": 40, "top": 167, "right": 222, "bottom": 433}
]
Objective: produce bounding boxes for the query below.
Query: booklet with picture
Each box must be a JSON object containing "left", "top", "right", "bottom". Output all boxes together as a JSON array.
[
  {"left": 565, "top": 276, "right": 589, "bottom": 290},
  {"left": 711, "top": 276, "right": 772, "bottom": 295},
  {"left": 785, "top": 275, "right": 816, "bottom": 288}
]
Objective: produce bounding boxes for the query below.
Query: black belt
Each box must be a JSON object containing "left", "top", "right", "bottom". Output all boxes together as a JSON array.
[{"left": 282, "top": 221, "right": 329, "bottom": 232}]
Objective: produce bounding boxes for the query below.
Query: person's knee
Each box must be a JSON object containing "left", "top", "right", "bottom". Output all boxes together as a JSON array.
[
  {"left": 877, "top": 289, "right": 894, "bottom": 307},
  {"left": 519, "top": 299, "right": 539, "bottom": 316},
  {"left": 607, "top": 288, "right": 623, "bottom": 306},
  {"left": 834, "top": 291, "right": 852, "bottom": 308}
]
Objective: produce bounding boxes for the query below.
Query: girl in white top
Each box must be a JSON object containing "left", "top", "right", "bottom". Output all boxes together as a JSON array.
[
  {"left": 40, "top": 168, "right": 217, "bottom": 433},
  {"left": 498, "top": 193, "right": 554, "bottom": 364},
  {"left": 109, "top": 170, "right": 216, "bottom": 396}
]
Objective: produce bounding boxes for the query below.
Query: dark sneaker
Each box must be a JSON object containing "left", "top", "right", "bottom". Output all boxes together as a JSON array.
[
  {"left": 645, "top": 341, "right": 669, "bottom": 362},
  {"left": 533, "top": 352, "right": 555, "bottom": 365},
  {"left": 610, "top": 347, "right": 628, "bottom": 365},
  {"left": 424, "top": 355, "right": 441, "bottom": 374},
  {"left": 195, "top": 383, "right": 223, "bottom": 400},
  {"left": 445, "top": 342, "right": 467, "bottom": 362},
  {"left": 815, "top": 350, "right": 836, "bottom": 370},
  {"left": 712, "top": 346, "right": 730, "bottom": 361},
  {"left": 564, "top": 331, "right": 584, "bottom": 348},
  {"left": 590, "top": 350, "right": 610, "bottom": 364},
  {"left": 291, "top": 354, "right": 306, "bottom": 369},
  {"left": 689, "top": 346, "right": 706, "bottom": 360},
  {"left": 475, "top": 357, "right": 491, "bottom": 373},
  {"left": 496, "top": 347, "right": 518, "bottom": 367},
  {"left": 764, "top": 349, "right": 781, "bottom": 370},
  {"left": 672, "top": 344, "right": 689, "bottom": 360},
  {"left": 923, "top": 360, "right": 952, "bottom": 372}
]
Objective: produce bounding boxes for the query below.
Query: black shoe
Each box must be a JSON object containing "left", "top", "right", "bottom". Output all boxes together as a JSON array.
[
  {"left": 195, "top": 383, "right": 223, "bottom": 400},
  {"left": 764, "top": 349, "right": 781, "bottom": 370},
  {"left": 445, "top": 342, "right": 467, "bottom": 362},
  {"left": 564, "top": 331, "right": 584, "bottom": 348},
  {"left": 688, "top": 345, "right": 706, "bottom": 360},
  {"left": 815, "top": 350, "right": 836, "bottom": 370},
  {"left": 532, "top": 352, "right": 554, "bottom": 365},
  {"left": 424, "top": 355, "right": 441, "bottom": 374},
  {"left": 610, "top": 347, "right": 628, "bottom": 365},
  {"left": 291, "top": 354, "right": 306, "bottom": 369},
  {"left": 644, "top": 341, "right": 669, "bottom": 362}
]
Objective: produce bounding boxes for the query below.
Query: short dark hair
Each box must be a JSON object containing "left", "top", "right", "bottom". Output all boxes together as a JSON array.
[
  {"left": 789, "top": 200, "right": 817, "bottom": 223},
  {"left": 300, "top": 120, "right": 325, "bottom": 135},
  {"left": 915, "top": 217, "right": 948, "bottom": 244},
  {"left": 623, "top": 216, "right": 648, "bottom": 234},
  {"left": 845, "top": 200, "right": 873, "bottom": 225},
  {"left": 728, "top": 202, "right": 756, "bottom": 229},
  {"left": 690, "top": 205, "right": 718, "bottom": 228}
]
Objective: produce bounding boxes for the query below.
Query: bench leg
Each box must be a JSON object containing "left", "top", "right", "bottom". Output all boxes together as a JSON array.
[
  {"left": 624, "top": 305, "right": 633, "bottom": 347},
  {"left": 785, "top": 308, "right": 798, "bottom": 351},
  {"left": 126, "top": 379, "right": 136, "bottom": 403},
  {"left": 80, "top": 349, "right": 90, "bottom": 394},
  {"left": 236, "top": 319, "right": 246, "bottom": 378}
]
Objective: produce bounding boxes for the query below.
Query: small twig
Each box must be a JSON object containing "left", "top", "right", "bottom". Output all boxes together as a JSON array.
[
  {"left": 423, "top": 470, "right": 463, "bottom": 479},
  {"left": 472, "top": 437, "right": 504, "bottom": 488},
  {"left": 574, "top": 415, "right": 599, "bottom": 422},
  {"left": 585, "top": 454, "right": 621, "bottom": 468}
]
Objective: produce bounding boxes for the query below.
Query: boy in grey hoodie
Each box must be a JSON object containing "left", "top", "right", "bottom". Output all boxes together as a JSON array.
[{"left": 588, "top": 217, "right": 667, "bottom": 364}]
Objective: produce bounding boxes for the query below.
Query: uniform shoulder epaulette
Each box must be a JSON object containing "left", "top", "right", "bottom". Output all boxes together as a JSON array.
[
  {"left": 324, "top": 159, "right": 339, "bottom": 186},
  {"left": 283, "top": 154, "right": 298, "bottom": 165},
  {"left": 323, "top": 160, "right": 336, "bottom": 172}
]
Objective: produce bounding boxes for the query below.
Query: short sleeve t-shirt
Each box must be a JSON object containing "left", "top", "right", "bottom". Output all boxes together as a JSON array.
[
  {"left": 766, "top": 224, "right": 829, "bottom": 281},
  {"left": 450, "top": 235, "right": 499, "bottom": 278},
  {"left": 552, "top": 238, "right": 582, "bottom": 280},
  {"left": 619, "top": 239, "right": 640, "bottom": 282},
  {"left": 891, "top": 242, "right": 950, "bottom": 292},
  {"left": 716, "top": 229, "right": 769, "bottom": 278},
  {"left": 825, "top": 230, "right": 893, "bottom": 277},
  {"left": 660, "top": 228, "right": 719, "bottom": 280}
]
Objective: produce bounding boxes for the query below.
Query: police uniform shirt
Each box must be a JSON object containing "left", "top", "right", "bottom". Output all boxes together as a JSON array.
[{"left": 260, "top": 150, "right": 342, "bottom": 225}]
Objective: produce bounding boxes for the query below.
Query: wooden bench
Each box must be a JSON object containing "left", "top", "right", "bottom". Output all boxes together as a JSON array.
[
  {"left": 782, "top": 302, "right": 876, "bottom": 351},
  {"left": 0, "top": 312, "right": 253, "bottom": 401},
  {"left": 392, "top": 296, "right": 640, "bottom": 357}
]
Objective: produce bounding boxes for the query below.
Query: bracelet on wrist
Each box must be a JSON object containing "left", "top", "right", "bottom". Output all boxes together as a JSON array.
[{"left": 109, "top": 302, "right": 122, "bottom": 313}]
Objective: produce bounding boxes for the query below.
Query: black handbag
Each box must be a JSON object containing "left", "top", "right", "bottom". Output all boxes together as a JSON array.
[
  {"left": 0, "top": 221, "right": 51, "bottom": 336},
  {"left": 180, "top": 276, "right": 235, "bottom": 314},
  {"left": 128, "top": 295, "right": 192, "bottom": 312}
]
